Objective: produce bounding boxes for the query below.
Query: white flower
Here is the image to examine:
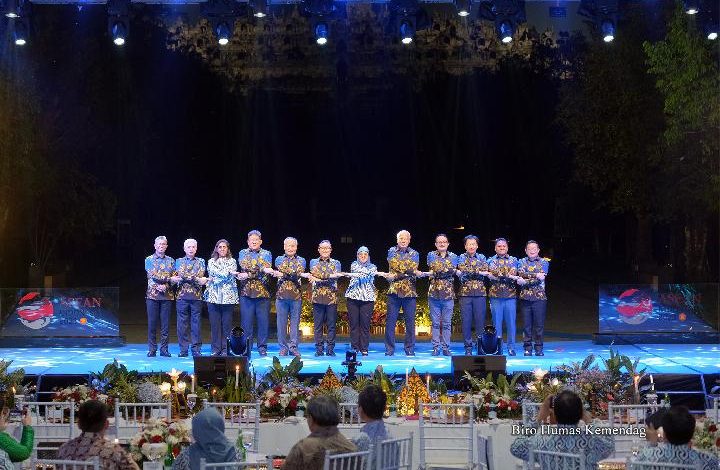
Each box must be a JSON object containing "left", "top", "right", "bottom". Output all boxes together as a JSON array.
[
  {"left": 532, "top": 368, "right": 548, "bottom": 380},
  {"left": 550, "top": 378, "right": 560, "bottom": 386}
]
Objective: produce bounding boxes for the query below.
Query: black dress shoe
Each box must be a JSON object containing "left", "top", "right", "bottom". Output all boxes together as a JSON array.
[
  {"left": 160, "top": 351, "right": 171, "bottom": 357},
  {"left": 178, "top": 352, "right": 189, "bottom": 357},
  {"left": 385, "top": 352, "right": 394, "bottom": 356},
  {"left": 431, "top": 348, "right": 440, "bottom": 356},
  {"left": 326, "top": 349, "right": 336, "bottom": 357},
  {"left": 192, "top": 352, "right": 203, "bottom": 357},
  {"left": 361, "top": 351, "right": 369, "bottom": 356},
  {"left": 535, "top": 350, "right": 545, "bottom": 356},
  {"left": 315, "top": 350, "right": 325, "bottom": 357},
  {"left": 508, "top": 349, "right": 516, "bottom": 356},
  {"left": 147, "top": 351, "right": 157, "bottom": 357},
  {"left": 405, "top": 351, "right": 415, "bottom": 356},
  {"left": 442, "top": 349, "right": 451, "bottom": 356},
  {"left": 259, "top": 351, "right": 268, "bottom": 357},
  {"left": 524, "top": 350, "right": 532, "bottom": 356},
  {"left": 465, "top": 348, "right": 473, "bottom": 355}
]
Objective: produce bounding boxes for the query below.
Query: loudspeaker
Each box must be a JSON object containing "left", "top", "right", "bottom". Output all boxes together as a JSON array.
[
  {"left": 451, "top": 355, "right": 507, "bottom": 390},
  {"left": 193, "top": 356, "right": 249, "bottom": 387}
]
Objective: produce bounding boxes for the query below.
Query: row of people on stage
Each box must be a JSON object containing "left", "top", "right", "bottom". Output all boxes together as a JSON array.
[{"left": 144, "top": 230, "right": 549, "bottom": 359}]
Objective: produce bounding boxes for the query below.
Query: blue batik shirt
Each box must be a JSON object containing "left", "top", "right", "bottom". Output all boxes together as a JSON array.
[
  {"left": 487, "top": 254, "right": 518, "bottom": 299},
  {"left": 237, "top": 248, "right": 273, "bottom": 298},
  {"left": 633, "top": 443, "right": 718, "bottom": 470},
  {"left": 517, "top": 256, "right": 550, "bottom": 301},
  {"left": 387, "top": 246, "right": 420, "bottom": 298},
  {"left": 427, "top": 251, "right": 458, "bottom": 300},
  {"left": 274, "top": 254, "right": 307, "bottom": 301},
  {"left": 145, "top": 253, "right": 175, "bottom": 301},
  {"left": 309, "top": 258, "right": 342, "bottom": 305},
  {"left": 174, "top": 256, "right": 206, "bottom": 301},
  {"left": 457, "top": 252, "right": 488, "bottom": 297}
]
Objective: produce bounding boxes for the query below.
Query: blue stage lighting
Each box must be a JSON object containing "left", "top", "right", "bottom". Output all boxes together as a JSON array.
[
  {"left": 111, "top": 21, "right": 126, "bottom": 46},
  {"left": 13, "top": 20, "right": 27, "bottom": 46},
  {"left": 706, "top": 23, "right": 718, "bottom": 40},
  {"left": 684, "top": 0, "right": 699, "bottom": 15},
  {"left": 5, "top": 0, "right": 19, "bottom": 18},
  {"left": 455, "top": 0, "right": 470, "bottom": 17},
  {"left": 252, "top": 0, "right": 268, "bottom": 18},
  {"left": 227, "top": 327, "right": 249, "bottom": 356},
  {"left": 601, "top": 19, "right": 615, "bottom": 42},
  {"left": 315, "top": 22, "right": 328, "bottom": 45},
  {"left": 400, "top": 19, "right": 414, "bottom": 44},
  {"left": 498, "top": 20, "right": 513, "bottom": 43},
  {"left": 216, "top": 22, "right": 231, "bottom": 45}
]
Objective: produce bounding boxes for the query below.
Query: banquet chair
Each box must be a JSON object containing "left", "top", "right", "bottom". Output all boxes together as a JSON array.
[
  {"left": 521, "top": 402, "right": 542, "bottom": 425},
  {"left": 114, "top": 402, "right": 172, "bottom": 443},
  {"left": 25, "top": 401, "right": 76, "bottom": 458},
  {"left": 475, "top": 433, "right": 493, "bottom": 470},
  {"left": 199, "top": 456, "right": 273, "bottom": 470},
  {"left": 323, "top": 449, "right": 371, "bottom": 470},
  {"left": 418, "top": 403, "right": 474, "bottom": 470},
  {"left": 32, "top": 456, "right": 100, "bottom": 470},
  {"left": 339, "top": 402, "right": 362, "bottom": 426},
  {"left": 203, "top": 400, "right": 261, "bottom": 452},
  {"left": 608, "top": 403, "right": 669, "bottom": 458},
  {"left": 625, "top": 458, "right": 702, "bottom": 470},
  {"left": 528, "top": 448, "right": 586, "bottom": 470},
  {"left": 708, "top": 396, "right": 719, "bottom": 423},
  {"left": 376, "top": 432, "right": 413, "bottom": 470}
]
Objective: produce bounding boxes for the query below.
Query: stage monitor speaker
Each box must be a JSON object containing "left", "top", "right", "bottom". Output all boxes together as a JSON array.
[
  {"left": 193, "top": 356, "right": 249, "bottom": 387},
  {"left": 451, "top": 355, "right": 507, "bottom": 390}
]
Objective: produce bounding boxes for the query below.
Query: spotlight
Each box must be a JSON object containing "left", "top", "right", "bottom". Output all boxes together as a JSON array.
[
  {"left": 706, "top": 23, "right": 719, "bottom": 40},
  {"left": 215, "top": 22, "right": 231, "bottom": 45},
  {"left": 684, "top": 0, "right": 699, "bottom": 15},
  {"left": 5, "top": 0, "right": 19, "bottom": 18},
  {"left": 227, "top": 326, "right": 250, "bottom": 357},
  {"left": 455, "top": 0, "right": 470, "bottom": 17},
  {"left": 477, "top": 324, "right": 503, "bottom": 355},
  {"left": 252, "top": 0, "right": 268, "bottom": 18},
  {"left": 13, "top": 20, "right": 28, "bottom": 46},
  {"left": 341, "top": 349, "right": 361, "bottom": 383},
  {"left": 111, "top": 21, "right": 127, "bottom": 46},
  {"left": 601, "top": 19, "right": 615, "bottom": 42},
  {"left": 498, "top": 20, "right": 513, "bottom": 43},
  {"left": 315, "top": 22, "right": 328, "bottom": 45},
  {"left": 400, "top": 19, "right": 414, "bottom": 44}
]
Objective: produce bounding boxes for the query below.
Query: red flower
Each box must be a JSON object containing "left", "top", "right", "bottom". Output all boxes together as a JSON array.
[
  {"left": 151, "top": 435, "right": 164, "bottom": 443},
  {"left": 510, "top": 401, "right": 519, "bottom": 410},
  {"left": 138, "top": 438, "right": 146, "bottom": 447},
  {"left": 716, "top": 437, "right": 720, "bottom": 448},
  {"left": 289, "top": 399, "right": 298, "bottom": 410},
  {"left": 708, "top": 424, "right": 717, "bottom": 433},
  {"left": 273, "top": 386, "right": 283, "bottom": 393},
  {"left": 172, "top": 445, "right": 181, "bottom": 457}
]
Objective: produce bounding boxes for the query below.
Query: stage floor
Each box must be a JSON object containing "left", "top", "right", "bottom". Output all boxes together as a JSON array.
[{"left": 1, "top": 340, "right": 718, "bottom": 377}]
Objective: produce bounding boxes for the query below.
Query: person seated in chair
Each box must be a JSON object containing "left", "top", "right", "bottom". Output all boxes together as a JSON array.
[
  {"left": 58, "top": 400, "right": 139, "bottom": 470},
  {"left": 353, "top": 385, "right": 392, "bottom": 451},
  {"left": 632, "top": 405, "right": 718, "bottom": 470},
  {"left": 510, "top": 391, "right": 613, "bottom": 470},
  {"left": 173, "top": 408, "right": 238, "bottom": 470},
  {"left": 644, "top": 408, "right": 667, "bottom": 447},
  {"left": 0, "top": 397, "right": 33, "bottom": 466}
]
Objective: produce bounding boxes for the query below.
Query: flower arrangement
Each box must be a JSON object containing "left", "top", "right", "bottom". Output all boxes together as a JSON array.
[
  {"left": 519, "top": 368, "right": 565, "bottom": 403},
  {"left": 260, "top": 383, "right": 313, "bottom": 417},
  {"left": 463, "top": 372, "right": 521, "bottom": 419},
  {"left": 556, "top": 356, "right": 615, "bottom": 417},
  {"left": 0, "top": 360, "right": 25, "bottom": 405},
  {"left": 396, "top": 368, "right": 429, "bottom": 416},
  {"left": 89, "top": 360, "right": 140, "bottom": 403},
  {"left": 129, "top": 418, "right": 192, "bottom": 463},
  {"left": 53, "top": 384, "right": 112, "bottom": 409},
  {"left": 316, "top": 367, "right": 343, "bottom": 393},
  {"left": 692, "top": 420, "right": 719, "bottom": 453}
]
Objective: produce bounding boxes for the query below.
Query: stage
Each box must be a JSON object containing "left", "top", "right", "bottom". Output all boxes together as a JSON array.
[{"left": 2, "top": 340, "right": 718, "bottom": 377}]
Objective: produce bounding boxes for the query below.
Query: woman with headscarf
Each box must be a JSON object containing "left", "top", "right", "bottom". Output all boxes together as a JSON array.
[
  {"left": 344, "top": 246, "right": 378, "bottom": 356},
  {"left": 172, "top": 408, "right": 237, "bottom": 469}
]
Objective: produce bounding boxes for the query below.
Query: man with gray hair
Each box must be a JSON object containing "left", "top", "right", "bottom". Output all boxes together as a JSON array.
[
  {"left": 144, "top": 236, "right": 175, "bottom": 357},
  {"left": 282, "top": 395, "right": 356, "bottom": 470},
  {"left": 272, "top": 237, "right": 306, "bottom": 357},
  {"left": 170, "top": 238, "right": 207, "bottom": 357}
]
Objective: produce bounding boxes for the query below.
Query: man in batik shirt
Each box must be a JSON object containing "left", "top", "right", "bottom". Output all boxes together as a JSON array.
[
  {"left": 171, "top": 238, "right": 207, "bottom": 357},
  {"left": 426, "top": 234, "right": 458, "bottom": 356},
  {"left": 456, "top": 235, "right": 490, "bottom": 355},
  {"left": 516, "top": 240, "right": 549, "bottom": 356},
  {"left": 308, "top": 240, "right": 343, "bottom": 357},
  {"left": 378, "top": 230, "right": 423, "bottom": 356},
  {"left": 144, "top": 235, "right": 174, "bottom": 357},
  {"left": 486, "top": 238, "right": 519, "bottom": 355},
  {"left": 236, "top": 230, "right": 273, "bottom": 357},
  {"left": 273, "top": 237, "right": 306, "bottom": 357}
]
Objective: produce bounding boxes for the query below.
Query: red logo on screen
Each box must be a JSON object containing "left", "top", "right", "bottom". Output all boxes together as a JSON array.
[
  {"left": 615, "top": 289, "right": 652, "bottom": 325},
  {"left": 15, "top": 292, "right": 54, "bottom": 329}
]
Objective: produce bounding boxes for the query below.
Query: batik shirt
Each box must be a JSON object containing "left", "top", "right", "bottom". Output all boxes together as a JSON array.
[
  {"left": 145, "top": 254, "right": 175, "bottom": 301},
  {"left": 309, "top": 257, "right": 342, "bottom": 305},
  {"left": 345, "top": 261, "right": 378, "bottom": 302},
  {"left": 387, "top": 246, "right": 420, "bottom": 298},
  {"left": 457, "top": 252, "right": 488, "bottom": 297},
  {"left": 275, "top": 254, "right": 307, "bottom": 301},
  {"left": 510, "top": 424, "right": 614, "bottom": 470},
  {"left": 203, "top": 257, "right": 239, "bottom": 305},
  {"left": 58, "top": 432, "right": 140, "bottom": 470},
  {"left": 633, "top": 443, "right": 718, "bottom": 470},
  {"left": 174, "top": 256, "right": 206, "bottom": 301},
  {"left": 237, "top": 248, "right": 273, "bottom": 298},
  {"left": 486, "top": 254, "right": 518, "bottom": 299},
  {"left": 427, "top": 251, "right": 458, "bottom": 300},
  {"left": 517, "top": 256, "right": 550, "bottom": 301}
]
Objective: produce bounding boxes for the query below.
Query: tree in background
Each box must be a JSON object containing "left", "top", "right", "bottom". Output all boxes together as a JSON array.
[{"left": 644, "top": 2, "right": 720, "bottom": 280}]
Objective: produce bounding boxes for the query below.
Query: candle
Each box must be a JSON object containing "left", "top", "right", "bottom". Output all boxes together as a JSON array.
[
  {"left": 191, "top": 374, "right": 196, "bottom": 393},
  {"left": 650, "top": 375, "right": 654, "bottom": 384},
  {"left": 235, "top": 365, "right": 240, "bottom": 389},
  {"left": 426, "top": 374, "right": 430, "bottom": 394},
  {"left": 406, "top": 368, "right": 409, "bottom": 385},
  {"left": 113, "top": 438, "right": 119, "bottom": 445}
]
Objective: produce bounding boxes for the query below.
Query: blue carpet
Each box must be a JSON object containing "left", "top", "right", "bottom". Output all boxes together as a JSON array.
[{"left": 1, "top": 341, "right": 718, "bottom": 377}]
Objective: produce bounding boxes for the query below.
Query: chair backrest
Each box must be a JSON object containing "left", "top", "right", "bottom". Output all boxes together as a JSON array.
[
  {"left": 418, "top": 402, "right": 474, "bottom": 468},
  {"left": 33, "top": 456, "right": 100, "bottom": 470},
  {"left": 528, "top": 448, "right": 586, "bottom": 470},
  {"left": 114, "top": 402, "right": 172, "bottom": 443},
  {"left": 202, "top": 400, "right": 261, "bottom": 452},
  {"left": 626, "top": 458, "right": 702, "bottom": 470},
  {"left": 376, "top": 432, "right": 413, "bottom": 470},
  {"left": 25, "top": 401, "right": 77, "bottom": 456},
  {"left": 608, "top": 403, "right": 669, "bottom": 458},
  {"left": 199, "top": 456, "right": 274, "bottom": 470},
  {"left": 339, "top": 402, "right": 362, "bottom": 426},
  {"left": 323, "top": 449, "right": 371, "bottom": 470},
  {"left": 476, "top": 433, "right": 493, "bottom": 470},
  {"left": 710, "top": 396, "right": 720, "bottom": 423},
  {"left": 521, "top": 401, "right": 542, "bottom": 425}
]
